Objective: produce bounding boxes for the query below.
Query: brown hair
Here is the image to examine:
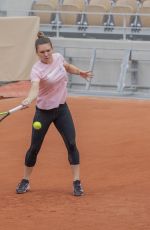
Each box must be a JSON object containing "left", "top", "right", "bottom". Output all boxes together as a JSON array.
[{"left": 35, "top": 32, "right": 53, "bottom": 52}]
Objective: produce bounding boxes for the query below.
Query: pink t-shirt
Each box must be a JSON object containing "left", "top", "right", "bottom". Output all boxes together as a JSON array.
[{"left": 30, "top": 53, "right": 68, "bottom": 110}]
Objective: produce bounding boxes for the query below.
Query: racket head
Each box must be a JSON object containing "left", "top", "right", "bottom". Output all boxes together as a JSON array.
[{"left": 0, "top": 111, "right": 9, "bottom": 122}]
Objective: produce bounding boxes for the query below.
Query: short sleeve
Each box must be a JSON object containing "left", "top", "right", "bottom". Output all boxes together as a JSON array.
[
  {"left": 30, "top": 65, "right": 41, "bottom": 82},
  {"left": 58, "top": 53, "right": 67, "bottom": 65}
]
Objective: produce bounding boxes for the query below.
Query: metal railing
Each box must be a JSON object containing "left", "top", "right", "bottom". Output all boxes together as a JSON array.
[
  {"left": 54, "top": 45, "right": 150, "bottom": 97},
  {"left": 1, "top": 9, "right": 150, "bottom": 40}
]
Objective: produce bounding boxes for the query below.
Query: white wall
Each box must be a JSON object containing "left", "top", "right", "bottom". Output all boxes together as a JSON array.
[
  {"left": 0, "top": 0, "right": 33, "bottom": 16},
  {"left": 52, "top": 38, "right": 150, "bottom": 91}
]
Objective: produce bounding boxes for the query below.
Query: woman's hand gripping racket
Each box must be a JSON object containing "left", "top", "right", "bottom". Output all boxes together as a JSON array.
[{"left": 0, "top": 105, "right": 25, "bottom": 122}]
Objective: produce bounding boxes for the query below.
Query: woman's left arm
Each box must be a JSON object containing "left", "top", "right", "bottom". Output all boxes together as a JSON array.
[{"left": 64, "top": 63, "right": 93, "bottom": 81}]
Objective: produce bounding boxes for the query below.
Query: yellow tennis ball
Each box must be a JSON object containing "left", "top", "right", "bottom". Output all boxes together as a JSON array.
[{"left": 33, "top": 121, "right": 42, "bottom": 130}]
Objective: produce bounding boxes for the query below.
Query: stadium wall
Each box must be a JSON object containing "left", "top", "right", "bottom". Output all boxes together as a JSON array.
[
  {"left": 52, "top": 37, "right": 150, "bottom": 91},
  {"left": 0, "top": 0, "right": 33, "bottom": 16}
]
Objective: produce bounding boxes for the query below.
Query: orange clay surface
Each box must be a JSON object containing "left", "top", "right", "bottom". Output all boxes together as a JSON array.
[{"left": 0, "top": 96, "right": 150, "bottom": 230}]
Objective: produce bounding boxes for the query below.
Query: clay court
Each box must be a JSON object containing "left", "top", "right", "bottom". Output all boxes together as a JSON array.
[{"left": 0, "top": 81, "right": 150, "bottom": 230}]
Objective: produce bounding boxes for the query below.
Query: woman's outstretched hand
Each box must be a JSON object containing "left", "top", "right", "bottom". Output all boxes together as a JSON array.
[{"left": 79, "top": 71, "right": 94, "bottom": 81}]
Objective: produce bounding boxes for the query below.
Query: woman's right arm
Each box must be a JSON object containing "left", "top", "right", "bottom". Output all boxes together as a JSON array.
[{"left": 22, "top": 81, "right": 39, "bottom": 106}]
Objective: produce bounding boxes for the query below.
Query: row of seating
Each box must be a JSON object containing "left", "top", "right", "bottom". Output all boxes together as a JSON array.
[{"left": 31, "top": 0, "right": 150, "bottom": 28}]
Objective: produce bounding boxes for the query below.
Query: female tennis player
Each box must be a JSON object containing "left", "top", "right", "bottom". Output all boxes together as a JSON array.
[{"left": 16, "top": 32, "right": 93, "bottom": 196}]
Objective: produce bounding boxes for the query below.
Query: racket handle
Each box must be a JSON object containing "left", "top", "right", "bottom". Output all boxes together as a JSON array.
[{"left": 9, "top": 105, "right": 24, "bottom": 114}]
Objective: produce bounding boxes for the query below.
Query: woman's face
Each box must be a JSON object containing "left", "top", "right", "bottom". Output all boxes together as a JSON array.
[{"left": 36, "top": 43, "right": 53, "bottom": 64}]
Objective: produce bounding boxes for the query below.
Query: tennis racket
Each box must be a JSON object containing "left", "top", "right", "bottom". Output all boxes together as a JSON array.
[{"left": 0, "top": 105, "right": 24, "bottom": 122}]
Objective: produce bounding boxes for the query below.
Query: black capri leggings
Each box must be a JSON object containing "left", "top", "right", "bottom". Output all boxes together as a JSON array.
[{"left": 25, "top": 103, "right": 80, "bottom": 167}]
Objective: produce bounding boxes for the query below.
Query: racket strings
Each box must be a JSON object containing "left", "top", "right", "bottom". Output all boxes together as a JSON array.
[{"left": 0, "top": 112, "right": 9, "bottom": 121}]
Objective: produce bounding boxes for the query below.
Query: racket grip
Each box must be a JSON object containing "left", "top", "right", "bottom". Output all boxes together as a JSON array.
[{"left": 9, "top": 105, "right": 24, "bottom": 114}]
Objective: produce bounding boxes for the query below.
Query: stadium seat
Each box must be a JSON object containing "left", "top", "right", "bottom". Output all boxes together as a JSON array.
[
  {"left": 139, "top": 0, "right": 150, "bottom": 27},
  {"left": 31, "top": 0, "right": 58, "bottom": 24},
  {"left": 139, "top": 0, "right": 148, "bottom": 2},
  {"left": 113, "top": 0, "right": 138, "bottom": 11},
  {"left": 85, "top": 0, "right": 111, "bottom": 26},
  {"left": 142, "top": 0, "right": 150, "bottom": 6},
  {"left": 59, "top": 0, "right": 84, "bottom": 25},
  {"left": 61, "top": 0, "right": 85, "bottom": 11},
  {"left": 111, "top": 0, "right": 137, "bottom": 27}
]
